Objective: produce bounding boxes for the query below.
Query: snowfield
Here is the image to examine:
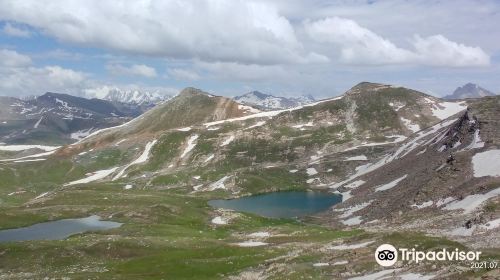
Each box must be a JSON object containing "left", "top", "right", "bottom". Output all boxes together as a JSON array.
[
  {"left": 65, "top": 167, "right": 119, "bottom": 186},
  {"left": 0, "top": 144, "right": 60, "bottom": 152},
  {"left": 428, "top": 100, "right": 467, "bottom": 120},
  {"left": 443, "top": 188, "right": 500, "bottom": 214},
  {"left": 471, "top": 149, "right": 500, "bottom": 177}
]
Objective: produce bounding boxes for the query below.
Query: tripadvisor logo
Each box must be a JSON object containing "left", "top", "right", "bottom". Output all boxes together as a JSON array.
[{"left": 375, "top": 244, "right": 482, "bottom": 267}]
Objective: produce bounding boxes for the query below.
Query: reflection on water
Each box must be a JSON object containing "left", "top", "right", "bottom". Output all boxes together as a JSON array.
[{"left": 0, "top": 215, "right": 122, "bottom": 242}]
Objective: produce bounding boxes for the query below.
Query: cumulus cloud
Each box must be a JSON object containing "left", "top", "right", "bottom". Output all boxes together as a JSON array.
[
  {"left": 0, "top": 0, "right": 324, "bottom": 65},
  {"left": 411, "top": 35, "right": 490, "bottom": 67},
  {"left": 304, "top": 17, "right": 490, "bottom": 67},
  {"left": 107, "top": 63, "right": 157, "bottom": 78},
  {"left": 0, "top": 66, "right": 87, "bottom": 96},
  {"left": 2, "top": 22, "right": 32, "bottom": 37},
  {"left": 0, "top": 49, "right": 32, "bottom": 67}
]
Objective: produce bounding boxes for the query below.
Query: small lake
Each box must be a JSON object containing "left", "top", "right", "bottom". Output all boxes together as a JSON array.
[
  {"left": 208, "top": 191, "right": 342, "bottom": 218},
  {"left": 0, "top": 215, "right": 122, "bottom": 242}
]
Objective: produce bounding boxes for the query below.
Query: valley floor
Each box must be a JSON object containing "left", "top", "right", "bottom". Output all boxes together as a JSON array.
[{"left": 0, "top": 184, "right": 498, "bottom": 279}]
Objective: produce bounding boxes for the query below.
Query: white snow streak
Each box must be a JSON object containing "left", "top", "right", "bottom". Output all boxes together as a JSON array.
[
  {"left": 65, "top": 167, "right": 119, "bottom": 186},
  {"left": 180, "top": 134, "right": 199, "bottom": 158},
  {"left": 220, "top": 135, "right": 235, "bottom": 146},
  {"left": 375, "top": 175, "right": 408, "bottom": 192},
  {"left": 113, "top": 140, "right": 157, "bottom": 180}
]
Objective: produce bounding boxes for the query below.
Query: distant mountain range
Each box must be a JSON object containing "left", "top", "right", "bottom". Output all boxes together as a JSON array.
[
  {"left": 444, "top": 83, "right": 497, "bottom": 99},
  {"left": 2, "top": 82, "right": 500, "bottom": 279},
  {"left": 97, "top": 88, "right": 174, "bottom": 106},
  {"left": 234, "top": 91, "right": 315, "bottom": 110},
  {"left": 0, "top": 92, "right": 142, "bottom": 144}
]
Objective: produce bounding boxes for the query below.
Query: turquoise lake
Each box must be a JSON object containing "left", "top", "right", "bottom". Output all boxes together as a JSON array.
[{"left": 208, "top": 191, "right": 342, "bottom": 218}]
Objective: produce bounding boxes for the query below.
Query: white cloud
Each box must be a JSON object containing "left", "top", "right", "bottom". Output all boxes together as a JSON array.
[
  {"left": 0, "top": 65, "right": 87, "bottom": 96},
  {"left": 167, "top": 68, "right": 200, "bottom": 81},
  {"left": 412, "top": 35, "right": 490, "bottom": 67},
  {"left": 0, "top": 0, "right": 324, "bottom": 65},
  {"left": 2, "top": 22, "right": 32, "bottom": 37},
  {"left": 0, "top": 49, "right": 32, "bottom": 67},
  {"left": 107, "top": 63, "right": 157, "bottom": 78},
  {"left": 197, "top": 61, "right": 290, "bottom": 82},
  {"left": 304, "top": 17, "right": 490, "bottom": 67}
]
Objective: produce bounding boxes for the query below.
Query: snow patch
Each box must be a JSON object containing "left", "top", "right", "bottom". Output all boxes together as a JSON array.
[
  {"left": 471, "top": 149, "right": 500, "bottom": 177},
  {"left": 13, "top": 158, "right": 46, "bottom": 163},
  {"left": 337, "top": 201, "right": 372, "bottom": 219},
  {"left": 401, "top": 117, "right": 420, "bottom": 133},
  {"left": 113, "top": 140, "right": 157, "bottom": 180},
  {"left": 220, "top": 135, "right": 235, "bottom": 146},
  {"left": 235, "top": 241, "right": 268, "bottom": 247},
  {"left": 248, "top": 232, "right": 270, "bottom": 238},
  {"left": 375, "top": 175, "right": 408, "bottom": 192},
  {"left": 328, "top": 241, "right": 374, "bottom": 250},
  {"left": 344, "top": 155, "right": 367, "bottom": 161},
  {"left": 33, "top": 116, "right": 43, "bottom": 128},
  {"left": 180, "top": 134, "right": 199, "bottom": 158},
  {"left": 245, "top": 121, "right": 266, "bottom": 130},
  {"left": 204, "top": 154, "right": 215, "bottom": 163},
  {"left": 177, "top": 127, "right": 192, "bottom": 132},
  {"left": 306, "top": 168, "right": 318, "bottom": 176},
  {"left": 211, "top": 216, "right": 227, "bottom": 225},
  {"left": 65, "top": 167, "right": 119, "bottom": 186},
  {"left": 33, "top": 192, "right": 49, "bottom": 200},
  {"left": 208, "top": 176, "right": 231, "bottom": 191},
  {"left": 430, "top": 101, "right": 467, "bottom": 120},
  {"left": 0, "top": 144, "right": 59, "bottom": 152},
  {"left": 443, "top": 188, "right": 500, "bottom": 214},
  {"left": 412, "top": 201, "right": 433, "bottom": 209},
  {"left": 70, "top": 128, "right": 94, "bottom": 140},
  {"left": 342, "top": 216, "right": 362, "bottom": 226}
]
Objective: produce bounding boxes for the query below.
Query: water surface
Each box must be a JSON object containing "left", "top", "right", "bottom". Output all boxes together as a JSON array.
[
  {"left": 0, "top": 215, "right": 122, "bottom": 242},
  {"left": 208, "top": 191, "right": 342, "bottom": 218}
]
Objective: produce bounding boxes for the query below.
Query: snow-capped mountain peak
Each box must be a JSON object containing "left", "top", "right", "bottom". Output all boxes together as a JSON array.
[
  {"left": 234, "top": 91, "right": 315, "bottom": 110},
  {"left": 85, "top": 86, "right": 174, "bottom": 105}
]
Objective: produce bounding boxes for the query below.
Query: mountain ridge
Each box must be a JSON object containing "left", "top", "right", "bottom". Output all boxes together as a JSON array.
[{"left": 444, "top": 82, "right": 496, "bottom": 99}]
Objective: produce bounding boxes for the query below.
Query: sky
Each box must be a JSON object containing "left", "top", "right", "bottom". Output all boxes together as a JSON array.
[{"left": 0, "top": 0, "right": 499, "bottom": 99}]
